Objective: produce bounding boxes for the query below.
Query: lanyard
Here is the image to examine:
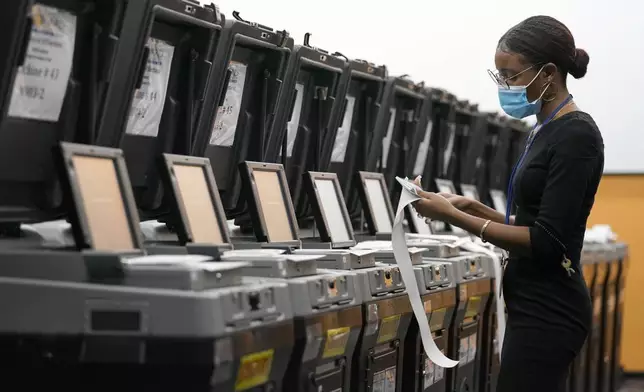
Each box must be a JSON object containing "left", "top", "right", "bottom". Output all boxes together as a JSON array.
[{"left": 504, "top": 95, "right": 573, "bottom": 225}]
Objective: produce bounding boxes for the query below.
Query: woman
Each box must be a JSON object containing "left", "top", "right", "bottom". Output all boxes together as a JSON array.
[{"left": 413, "top": 16, "right": 602, "bottom": 392}]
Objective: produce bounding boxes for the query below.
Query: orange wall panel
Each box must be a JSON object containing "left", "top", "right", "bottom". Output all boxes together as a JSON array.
[{"left": 587, "top": 175, "right": 644, "bottom": 372}]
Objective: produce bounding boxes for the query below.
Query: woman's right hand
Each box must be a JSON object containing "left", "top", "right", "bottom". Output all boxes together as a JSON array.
[
  {"left": 437, "top": 193, "right": 475, "bottom": 214},
  {"left": 410, "top": 176, "right": 477, "bottom": 214}
]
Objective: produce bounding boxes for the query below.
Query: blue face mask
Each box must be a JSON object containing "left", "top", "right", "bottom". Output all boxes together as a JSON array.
[{"left": 497, "top": 66, "right": 549, "bottom": 119}]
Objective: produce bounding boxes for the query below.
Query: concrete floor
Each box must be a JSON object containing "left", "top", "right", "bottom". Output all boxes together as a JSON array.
[{"left": 619, "top": 379, "right": 644, "bottom": 391}]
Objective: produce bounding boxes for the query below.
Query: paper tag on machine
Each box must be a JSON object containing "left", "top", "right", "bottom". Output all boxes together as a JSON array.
[
  {"left": 125, "top": 38, "right": 175, "bottom": 137},
  {"left": 210, "top": 61, "right": 248, "bottom": 146},
  {"left": 8, "top": 4, "right": 77, "bottom": 122}
]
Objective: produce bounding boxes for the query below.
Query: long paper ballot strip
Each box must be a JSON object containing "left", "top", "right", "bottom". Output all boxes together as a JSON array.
[{"left": 392, "top": 187, "right": 459, "bottom": 368}]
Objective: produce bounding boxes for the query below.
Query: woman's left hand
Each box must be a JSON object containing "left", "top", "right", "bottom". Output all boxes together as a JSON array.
[{"left": 413, "top": 191, "right": 457, "bottom": 222}]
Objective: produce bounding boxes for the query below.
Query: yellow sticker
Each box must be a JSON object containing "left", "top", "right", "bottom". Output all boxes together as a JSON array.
[
  {"left": 322, "top": 327, "right": 350, "bottom": 359},
  {"left": 327, "top": 278, "right": 338, "bottom": 297},
  {"left": 32, "top": 5, "right": 43, "bottom": 28},
  {"left": 384, "top": 269, "right": 393, "bottom": 288},
  {"left": 235, "top": 349, "right": 274, "bottom": 391},
  {"left": 429, "top": 308, "right": 446, "bottom": 331},
  {"left": 424, "top": 299, "right": 432, "bottom": 314},
  {"left": 377, "top": 315, "right": 401, "bottom": 344},
  {"left": 469, "top": 261, "right": 477, "bottom": 274},
  {"left": 465, "top": 296, "right": 482, "bottom": 319}
]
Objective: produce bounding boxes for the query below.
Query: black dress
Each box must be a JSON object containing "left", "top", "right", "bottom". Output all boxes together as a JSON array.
[{"left": 496, "top": 111, "right": 603, "bottom": 392}]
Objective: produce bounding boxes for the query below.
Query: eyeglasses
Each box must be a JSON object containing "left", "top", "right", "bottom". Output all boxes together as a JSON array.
[{"left": 487, "top": 64, "right": 538, "bottom": 89}]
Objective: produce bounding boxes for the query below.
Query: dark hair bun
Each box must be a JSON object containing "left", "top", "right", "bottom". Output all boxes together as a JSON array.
[{"left": 569, "top": 48, "right": 590, "bottom": 79}]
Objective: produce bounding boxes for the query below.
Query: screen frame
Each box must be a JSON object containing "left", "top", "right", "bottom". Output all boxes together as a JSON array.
[
  {"left": 239, "top": 161, "right": 300, "bottom": 245},
  {"left": 159, "top": 153, "right": 232, "bottom": 247},
  {"left": 56, "top": 142, "right": 143, "bottom": 252},
  {"left": 303, "top": 171, "right": 355, "bottom": 247},
  {"left": 434, "top": 178, "right": 457, "bottom": 195},
  {"left": 356, "top": 171, "right": 395, "bottom": 235}
]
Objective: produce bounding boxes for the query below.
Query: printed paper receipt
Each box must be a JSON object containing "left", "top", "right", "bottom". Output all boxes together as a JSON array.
[
  {"left": 8, "top": 5, "right": 77, "bottom": 122},
  {"left": 125, "top": 38, "right": 175, "bottom": 137},
  {"left": 391, "top": 187, "right": 459, "bottom": 369}
]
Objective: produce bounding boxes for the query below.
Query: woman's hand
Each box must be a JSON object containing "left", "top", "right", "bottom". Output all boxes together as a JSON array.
[
  {"left": 410, "top": 176, "right": 474, "bottom": 215},
  {"left": 438, "top": 193, "right": 474, "bottom": 213},
  {"left": 413, "top": 192, "right": 457, "bottom": 222}
]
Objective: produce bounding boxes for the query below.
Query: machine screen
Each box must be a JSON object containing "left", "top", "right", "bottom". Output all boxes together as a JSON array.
[
  {"left": 173, "top": 163, "right": 224, "bottom": 245},
  {"left": 436, "top": 180, "right": 456, "bottom": 195},
  {"left": 408, "top": 205, "right": 432, "bottom": 235},
  {"left": 314, "top": 178, "right": 351, "bottom": 243},
  {"left": 365, "top": 178, "right": 393, "bottom": 234},
  {"left": 72, "top": 155, "right": 135, "bottom": 251},
  {"left": 254, "top": 170, "right": 295, "bottom": 242}
]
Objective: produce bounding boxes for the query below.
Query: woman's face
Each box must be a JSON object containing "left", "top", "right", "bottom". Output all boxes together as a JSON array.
[{"left": 494, "top": 49, "right": 547, "bottom": 103}]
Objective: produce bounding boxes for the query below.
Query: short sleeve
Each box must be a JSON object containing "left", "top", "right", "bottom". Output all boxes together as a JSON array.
[{"left": 529, "top": 120, "right": 603, "bottom": 263}]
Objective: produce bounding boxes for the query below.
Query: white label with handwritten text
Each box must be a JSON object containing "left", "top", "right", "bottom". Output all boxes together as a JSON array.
[
  {"left": 209, "top": 61, "right": 248, "bottom": 146},
  {"left": 125, "top": 38, "right": 175, "bottom": 137},
  {"left": 8, "top": 4, "right": 77, "bottom": 122}
]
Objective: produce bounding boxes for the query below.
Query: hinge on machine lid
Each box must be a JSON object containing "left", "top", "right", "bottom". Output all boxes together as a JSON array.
[
  {"left": 278, "top": 30, "right": 289, "bottom": 48},
  {"left": 303, "top": 32, "right": 313, "bottom": 47},
  {"left": 332, "top": 52, "right": 348, "bottom": 62},
  {"left": 232, "top": 11, "right": 257, "bottom": 27},
  {"left": 204, "top": 3, "right": 221, "bottom": 23},
  {"left": 303, "top": 33, "right": 328, "bottom": 54}
]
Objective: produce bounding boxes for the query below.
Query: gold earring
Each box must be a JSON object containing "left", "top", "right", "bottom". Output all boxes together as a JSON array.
[{"left": 542, "top": 82, "right": 557, "bottom": 102}]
